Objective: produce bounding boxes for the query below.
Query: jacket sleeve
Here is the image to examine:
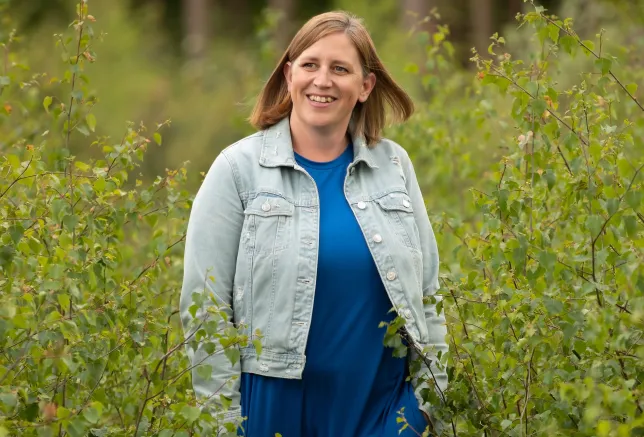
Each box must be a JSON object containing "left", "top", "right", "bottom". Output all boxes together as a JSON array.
[
  {"left": 401, "top": 150, "right": 449, "bottom": 425},
  {"left": 180, "top": 150, "right": 244, "bottom": 428}
]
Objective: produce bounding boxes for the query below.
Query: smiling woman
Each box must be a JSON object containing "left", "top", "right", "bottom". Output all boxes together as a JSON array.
[{"left": 180, "top": 10, "right": 447, "bottom": 437}]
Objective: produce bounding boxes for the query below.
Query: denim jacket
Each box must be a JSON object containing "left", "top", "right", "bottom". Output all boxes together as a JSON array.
[{"left": 180, "top": 117, "right": 448, "bottom": 427}]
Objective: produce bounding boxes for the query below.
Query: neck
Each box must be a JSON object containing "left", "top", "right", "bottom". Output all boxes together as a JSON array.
[{"left": 289, "top": 114, "right": 350, "bottom": 162}]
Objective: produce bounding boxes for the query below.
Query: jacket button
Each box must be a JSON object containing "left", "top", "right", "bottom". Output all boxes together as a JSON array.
[
  {"left": 386, "top": 271, "right": 397, "bottom": 281},
  {"left": 373, "top": 234, "right": 382, "bottom": 243},
  {"left": 402, "top": 199, "right": 410, "bottom": 208},
  {"left": 404, "top": 309, "right": 413, "bottom": 319},
  {"left": 357, "top": 201, "right": 366, "bottom": 210},
  {"left": 261, "top": 202, "right": 271, "bottom": 212}
]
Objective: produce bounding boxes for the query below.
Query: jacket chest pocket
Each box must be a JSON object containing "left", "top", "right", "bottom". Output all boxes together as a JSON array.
[
  {"left": 374, "top": 192, "right": 421, "bottom": 251},
  {"left": 243, "top": 195, "right": 295, "bottom": 255}
]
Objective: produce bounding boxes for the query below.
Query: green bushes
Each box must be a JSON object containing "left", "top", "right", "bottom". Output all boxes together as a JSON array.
[
  {"left": 1, "top": 1, "right": 642, "bottom": 436},
  {"left": 393, "top": 3, "right": 644, "bottom": 435}
]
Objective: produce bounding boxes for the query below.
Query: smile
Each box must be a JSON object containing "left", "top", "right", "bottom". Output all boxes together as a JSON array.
[{"left": 307, "top": 95, "right": 336, "bottom": 103}]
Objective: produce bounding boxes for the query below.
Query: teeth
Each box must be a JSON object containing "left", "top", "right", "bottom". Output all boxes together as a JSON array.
[{"left": 309, "top": 95, "right": 334, "bottom": 103}]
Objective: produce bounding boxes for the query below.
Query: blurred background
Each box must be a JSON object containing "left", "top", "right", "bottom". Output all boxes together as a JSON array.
[{"left": 4, "top": 0, "right": 643, "bottom": 186}]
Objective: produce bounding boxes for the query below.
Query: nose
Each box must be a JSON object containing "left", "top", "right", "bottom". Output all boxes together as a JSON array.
[{"left": 313, "top": 67, "right": 332, "bottom": 88}]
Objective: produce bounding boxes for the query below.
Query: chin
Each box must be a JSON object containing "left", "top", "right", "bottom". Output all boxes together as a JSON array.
[{"left": 300, "top": 114, "right": 344, "bottom": 130}]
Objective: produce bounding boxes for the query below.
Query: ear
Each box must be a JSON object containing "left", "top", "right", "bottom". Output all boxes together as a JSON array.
[
  {"left": 358, "top": 72, "right": 376, "bottom": 103},
  {"left": 284, "top": 62, "right": 293, "bottom": 93}
]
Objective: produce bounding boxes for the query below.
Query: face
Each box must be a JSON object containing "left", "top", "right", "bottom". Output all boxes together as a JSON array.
[{"left": 284, "top": 32, "right": 376, "bottom": 134}]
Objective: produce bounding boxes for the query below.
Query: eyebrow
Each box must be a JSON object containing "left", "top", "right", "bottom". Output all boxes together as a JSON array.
[{"left": 298, "top": 56, "right": 351, "bottom": 65}]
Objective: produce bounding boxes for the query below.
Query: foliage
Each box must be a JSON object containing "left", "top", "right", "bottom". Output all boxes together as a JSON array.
[
  {"left": 390, "top": 1, "right": 644, "bottom": 435},
  {"left": 0, "top": 2, "right": 249, "bottom": 436},
  {"left": 1, "top": 1, "right": 643, "bottom": 437}
]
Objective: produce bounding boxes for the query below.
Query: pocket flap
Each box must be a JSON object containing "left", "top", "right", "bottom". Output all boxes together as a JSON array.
[
  {"left": 375, "top": 192, "right": 414, "bottom": 213},
  {"left": 245, "top": 195, "right": 295, "bottom": 217}
]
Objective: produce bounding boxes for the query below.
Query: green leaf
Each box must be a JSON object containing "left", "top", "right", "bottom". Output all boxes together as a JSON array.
[
  {"left": 0, "top": 393, "right": 17, "bottom": 409},
  {"left": 180, "top": 405, "right": 201, "bottom": 424},
  {"left": 253, "top": 338, "right": 263, "bottom": 356},
  {"left": 196, "top": 364, "right": 212, "bottom": 382},
  {"left": 75, "top": 124, "right": 90, "bottom": 136},
  {"left": 74, "top": 161, "right": 91, "bottom": 172},
  {"left": 586, "top": 215, "right": 603, "bottom": 238},
  {"left": 559, "top": 35, "right": 576, "bottom": 55},
  {"left": 626, "top": 83, "right": 638, "bottom": 96},
  {"left": 57, "top": 406, "right": 71, "bottom": 419},
  {"left": 224, "top": 347, "right": 240, "bottom": 366},
  {"left": 548, "top": 24, "right": 559, "bottom": 43},
  {"left": 83, "top": 407, "right": 100, "bottom": 424},
  {"left": 43, "top": 96, "right": 53, "bottom": 113},
  {"left": 153, "top": 132, "right": 162, "bottom": 145},
  {"left": 58, "top": 293, "right": 71, "bottom": 311},
  {"left": 582, "top": 40, "right": 595, "bottom": 53},
  {"left": 595, "top": 57, "right": 612, "bottom": 75},
  {"left": 220, "top": 394, "right": 232, "bottom": 410},
  {"left": 93, "top": 177, "right": 106, "bottom": 193},
  {"left": 606, "top": 198, "right": 619, "bottom": 216},
  {"left": 86, "top": 113, "right": 97, "bottom": 132},
  {"left": 538, "top": 250, "right": 557, "bottom": 271},
  {"left": 0, "top": 426, "right": 8, "bottom": 437},
  {"left": 532, "top": 98, "right": 547, "bottom": 116},
  {"left": 625, "top": 191, "right": 641, "bottom": 209},
  {"left": 63, "top": 214, "right": 79, "bottom": 231},
  {"left": 65, "top": 417, "right": 87, "bottom": 437},
  {"left": 544, "top": 297, "right": 564, "bottom": 315},
  {"left": 624, "top": 215, "right": 637, "bottom": 237}
]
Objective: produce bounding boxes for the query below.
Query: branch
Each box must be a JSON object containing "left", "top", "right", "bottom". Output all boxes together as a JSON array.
[
  {"left": 0, "top": 157, "right": 33, "bottom": 200},
  {"left": 542, "top": 15, "right": 644, "bottom": 112}
]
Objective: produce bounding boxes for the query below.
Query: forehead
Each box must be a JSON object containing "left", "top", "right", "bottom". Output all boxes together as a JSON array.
[{"left": 298, "top": 32, "right": 360, "bottom": 64}]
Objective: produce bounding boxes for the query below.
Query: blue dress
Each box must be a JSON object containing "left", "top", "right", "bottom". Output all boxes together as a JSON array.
[{"left": 238, "top": 143, "right": 428, "bottom": 437}]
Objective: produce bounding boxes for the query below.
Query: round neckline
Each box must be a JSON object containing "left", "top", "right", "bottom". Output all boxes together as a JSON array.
[{"left": 294, "top": 143, "right": 353, "bottom": 170}]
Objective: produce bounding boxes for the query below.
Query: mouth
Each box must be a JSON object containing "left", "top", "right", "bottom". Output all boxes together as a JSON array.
[{"left": 307, "top": 94, "right": 337, "bottom": 104}]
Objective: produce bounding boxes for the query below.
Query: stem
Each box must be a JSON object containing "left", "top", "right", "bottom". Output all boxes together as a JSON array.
[
  {"left": 0, "top": 157, "right": 33, "bottom": 200},
  {"left": 542, "top": 15, "right": 644, "bottom": 112}
]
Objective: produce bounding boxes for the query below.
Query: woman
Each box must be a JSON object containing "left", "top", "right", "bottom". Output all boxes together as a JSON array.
[{"left": 180, "top": 10, "right": 448, "bottom": 437}]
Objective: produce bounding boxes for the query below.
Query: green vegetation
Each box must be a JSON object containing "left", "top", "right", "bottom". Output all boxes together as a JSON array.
[{"left": 1, "top": 0, "right": 642, "bottom": 436}]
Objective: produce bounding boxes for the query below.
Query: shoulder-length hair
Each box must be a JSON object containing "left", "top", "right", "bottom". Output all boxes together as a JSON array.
[{"left": 249, "top": 11, "right": 414, "bottom": 146}]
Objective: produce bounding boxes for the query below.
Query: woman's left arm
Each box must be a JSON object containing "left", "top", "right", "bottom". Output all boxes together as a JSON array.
[{"left": 401, "top": 150, "right": 449, "bottom": 426}]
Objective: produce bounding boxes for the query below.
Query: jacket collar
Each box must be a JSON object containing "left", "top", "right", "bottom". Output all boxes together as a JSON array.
[{"left": 259, "top": 116, "right": 378, "bottom": 169}]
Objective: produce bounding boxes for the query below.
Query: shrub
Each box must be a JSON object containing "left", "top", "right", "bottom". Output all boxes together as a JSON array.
[
  {"left": 1, "top": 1, "right": 642, "bottom": 436},
  {"left": 393, "top": 2, "right": 644, "bottom": 436}
]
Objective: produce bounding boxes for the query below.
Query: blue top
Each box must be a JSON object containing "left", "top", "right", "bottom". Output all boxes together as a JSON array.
[{"left": 238, "top": 143, "right": 427, "bottom": 437}]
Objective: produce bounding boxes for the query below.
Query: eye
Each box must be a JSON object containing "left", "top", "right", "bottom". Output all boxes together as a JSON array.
[
  {"left": 301, "top": 62, "right": 316, "bottom": 69},
  {"left": 334, "top": 66, "right": 349, "bottom": 73}
]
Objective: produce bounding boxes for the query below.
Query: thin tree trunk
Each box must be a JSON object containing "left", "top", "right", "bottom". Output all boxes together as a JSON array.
[
  {"left": 183, "top": 0, "right": 209, "bottom": 61},
  {"left": 268, "top": 0, "right": 296, "bottom": 51},
  {"left": 470, "top": 0, "right": 493, "bottom": 57}
]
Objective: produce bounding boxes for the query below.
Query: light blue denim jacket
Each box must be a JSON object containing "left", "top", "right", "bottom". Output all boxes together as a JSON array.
[{"left": 180, "top": 117, "right": 448, "bottom": 427}]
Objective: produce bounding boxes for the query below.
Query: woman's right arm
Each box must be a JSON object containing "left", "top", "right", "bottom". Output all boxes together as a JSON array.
[{"left": 180, "top": 151, "right": 244, "bottom": 426}]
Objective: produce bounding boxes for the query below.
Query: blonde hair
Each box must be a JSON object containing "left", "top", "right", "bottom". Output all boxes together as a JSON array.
[{"left": 249, "top": 11, "right": 414, "bottom": 146}]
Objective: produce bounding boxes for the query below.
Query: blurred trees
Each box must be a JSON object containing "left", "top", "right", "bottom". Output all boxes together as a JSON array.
[
  {"left": 9, "top": 0, "right": 566, "bottom": 62},
  {"left": 6, "top": 0, "right": 643, "bottom": 185}
]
